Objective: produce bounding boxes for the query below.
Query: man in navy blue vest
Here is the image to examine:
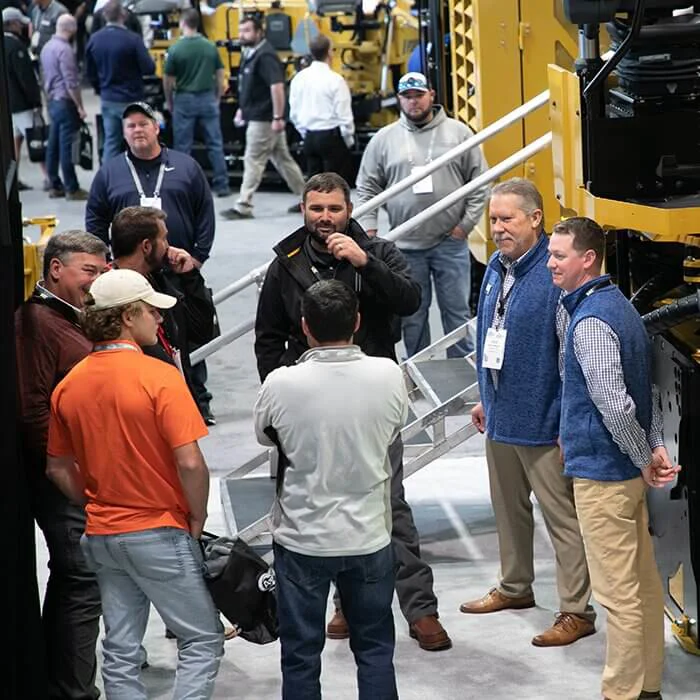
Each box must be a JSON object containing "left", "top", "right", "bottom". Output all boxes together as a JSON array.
[
  {"left": 460, "top": 178, "right": 596, "bottom": 648},
  {"left": 548, "top": 216, "right": 679, "bottom": 700}
]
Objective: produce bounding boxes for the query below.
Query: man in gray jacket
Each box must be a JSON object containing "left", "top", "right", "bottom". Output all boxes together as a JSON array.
[{"left": 356, "top": 72, "right": 489, "bottom": 358}]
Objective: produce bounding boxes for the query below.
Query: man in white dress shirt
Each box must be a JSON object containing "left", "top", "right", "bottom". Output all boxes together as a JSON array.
[{"left": 289, "top": 34, "right": 355, "bottom": 182}]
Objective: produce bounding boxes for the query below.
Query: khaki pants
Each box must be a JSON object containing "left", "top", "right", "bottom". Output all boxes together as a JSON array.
[
  {"left": 486, "top": 439, "right": 594, "bottom": 618},
  {"left": 574, "top": 477, "right": 665, "bottom": 700},
  {"left": 237, "top": 121, "right": 306, "bottom": 211}
]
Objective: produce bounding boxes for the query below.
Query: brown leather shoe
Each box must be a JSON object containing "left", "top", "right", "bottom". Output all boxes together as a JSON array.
[
  {"left": 531, "top": 612, "right": 596, "bottom": 647},
  {"left": 408, "top": 615, "right": 452, "bottom": 651},
  {"left": 326, "top": 609, "right": 350, "bottom": 640},
  {"left": 459, "top": 587, "right": 535, "bottom": 614}
]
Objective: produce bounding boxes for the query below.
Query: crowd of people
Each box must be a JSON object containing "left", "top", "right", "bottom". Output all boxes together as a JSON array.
[{"left": 7, "top": 5, "right": 682, "bottom": 700}]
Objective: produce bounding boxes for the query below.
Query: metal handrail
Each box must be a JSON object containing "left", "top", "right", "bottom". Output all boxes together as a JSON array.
[
  {"left": 192, "top": 132, "right": 553, "bottom": 366},
  {"left": 211, "top": 90, "right": 551, "bottom": 305}
]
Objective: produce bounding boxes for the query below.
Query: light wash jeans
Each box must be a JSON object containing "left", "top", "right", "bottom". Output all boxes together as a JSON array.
[
  {"left": 400, "top": 234, "right": 473, "bottom": 358},
  {"left": 101, "top": 100, "right": 130, "bottom": 162},
  {"left": 81, "top": 527, "right": 224, "bottom": 700}
]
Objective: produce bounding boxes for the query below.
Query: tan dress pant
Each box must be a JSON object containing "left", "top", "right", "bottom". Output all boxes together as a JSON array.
[
  {"left": 485, "top": 439, "right": 594, "bottom": 619},
  {"left": 237, "top": 120, "right": 306, "bottom": 212},
  {"left": 574, "top": 477, "right": 665, "bottom": 700}
]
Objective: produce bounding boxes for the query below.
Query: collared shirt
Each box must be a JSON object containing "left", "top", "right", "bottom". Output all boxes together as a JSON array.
[
  {"left": 556, "top": 294, "right": 664, "bottom": 469},
  {"left": 289, "top": 60, "right": 355, "bottom": 146},
  {"left": 254, "top": 344, "right": 408, "bottom": 557},
  {"left": 41, "top": 35, "right": 80, "bottom": 101},
  {"left": 31, "top": 0, "right": 68, "bottom": 54}
]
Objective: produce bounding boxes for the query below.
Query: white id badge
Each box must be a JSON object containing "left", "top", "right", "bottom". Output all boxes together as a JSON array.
[
  {"left": 411, "top": 166, "right": 434, "bottom": 194},
  {"left": 482, "top": 327, "right": 507, "bottom": 370},
  {"left": 140, "top": 196, "right": 162, "bottom": 210}
]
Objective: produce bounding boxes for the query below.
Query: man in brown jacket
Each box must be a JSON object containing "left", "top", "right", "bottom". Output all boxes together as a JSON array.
[{"left": 15, "top": 230, "right": 107, "bottom": 700}]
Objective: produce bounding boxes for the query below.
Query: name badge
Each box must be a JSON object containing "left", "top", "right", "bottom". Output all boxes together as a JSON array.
[
  {"left": 411, "top": 166, "right": 433, "bottom": 194},
  {"left": 482, "top": 327, "right": 507, "bottom": 370},
  {"left": 140, "top": 196, "right": 162, "bottom": 210}
]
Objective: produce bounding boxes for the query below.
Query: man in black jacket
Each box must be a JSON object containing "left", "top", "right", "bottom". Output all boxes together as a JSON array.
[
  {"left": 3, "top": 6, "right": 44, "bottom": 189},
  {"left": 110, "top": 206, "right": 217, "bottom": 422},
  {"left": 255, "top": 171, "right": 453, "bottom": 652}
]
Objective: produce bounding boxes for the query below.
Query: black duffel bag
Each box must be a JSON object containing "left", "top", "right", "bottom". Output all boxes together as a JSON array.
[
  {"left": 200, "top": 532, "right": 278, "bottom": 645},
  {"left": 25, "top": 111, "right": 49, "bottom": 163}
]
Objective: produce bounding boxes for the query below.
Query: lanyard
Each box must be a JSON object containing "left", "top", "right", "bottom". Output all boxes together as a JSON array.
[
  {"left": 405, "top": 126, "right": 438, "bottom": 166},
  {"left": 125, "top": 153, "right": 166, "bottom": 198},
  {"left": 585, "top": 279, "right": 613, "bottom": 296},
  {"left": 92, "top": 342, "right": 139, "bottom": 353}
]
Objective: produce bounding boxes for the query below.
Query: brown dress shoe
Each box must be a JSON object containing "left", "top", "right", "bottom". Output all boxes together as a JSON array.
[
  {"left": 408, "top": 615, "right": 452, "bottom": 651},
  {"left": 326, "top": 609, "right": 350, "bottom": 639},
  {"left": 531, "top": 612, "right": 596, "bottom": 647},
  {"left": 459, "top": 587, "right": 535, "bottom": 614}
]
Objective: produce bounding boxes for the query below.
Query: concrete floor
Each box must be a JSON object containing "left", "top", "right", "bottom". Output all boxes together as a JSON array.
[{"left": 21, "top": 95, "right": 700, "bottom": 699}]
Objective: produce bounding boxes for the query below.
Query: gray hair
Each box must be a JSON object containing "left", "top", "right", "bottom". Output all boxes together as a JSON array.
[
  {"left": 43, "top": 230, "right": 108, "bottom": 278},
  {"left": 491, "top": 177, "right": 545, "bottom": 227}
]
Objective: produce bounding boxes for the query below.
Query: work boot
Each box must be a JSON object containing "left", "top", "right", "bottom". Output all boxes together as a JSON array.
[
  {"left": 66, "top": 188, "right": 89, "bottom": 201},
  {"left": 459, "top": 587, "right": 535, "bottom": 614},
  {"left": 531, "top": 613, "right": 596, "bottom": 647},
  {"left": 326, "top": 609, "right": 349, "bottom": 639}
]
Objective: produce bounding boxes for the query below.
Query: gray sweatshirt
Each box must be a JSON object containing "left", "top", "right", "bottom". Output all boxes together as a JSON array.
[{"left": 355, "top": 106, "right": 489, "bottom": 250}]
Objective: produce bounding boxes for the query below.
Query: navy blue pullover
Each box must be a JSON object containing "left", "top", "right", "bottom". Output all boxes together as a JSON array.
[
  {"left": 85, "top": 24, "right": 155, "bottom": 103},
  {"left": 476, "top": 234, "right": 561, "bottom": 445},
  {"left": 85, "top": 148, "right": 215, "bottom": 264}
]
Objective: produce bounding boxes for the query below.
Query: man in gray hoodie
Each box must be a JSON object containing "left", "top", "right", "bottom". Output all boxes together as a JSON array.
[{"left": 355, "top": 72, "right": 489, "bottom": 358}]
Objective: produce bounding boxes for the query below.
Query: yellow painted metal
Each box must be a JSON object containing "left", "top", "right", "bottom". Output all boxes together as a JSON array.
[
  {"left": 22, "top": 216, "right": 58, "bottom": 300},
  {"left": 518, "top": 0, "right": 577, "bottom": 229},
  {"left": 548, "top": 65, "right": 700, "bottom": 241}
]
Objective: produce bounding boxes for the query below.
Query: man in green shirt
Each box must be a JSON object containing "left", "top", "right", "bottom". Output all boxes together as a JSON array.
[{"left": 163, "top": 8, "right": 230, "bottom": 197}]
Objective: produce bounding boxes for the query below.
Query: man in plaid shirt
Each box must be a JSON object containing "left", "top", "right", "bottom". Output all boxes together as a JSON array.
[{"left": 549, "top": 216, "right": 680, "bottom": 700}]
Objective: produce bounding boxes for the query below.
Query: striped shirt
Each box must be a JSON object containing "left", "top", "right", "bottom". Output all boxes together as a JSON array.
[{"left": 556, "top": 296, "right": 664, "bottom": 469}]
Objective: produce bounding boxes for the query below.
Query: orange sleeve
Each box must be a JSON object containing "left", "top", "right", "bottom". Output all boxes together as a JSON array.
[
  {"left": 47, "top": 389, "right": 75, "bottom": 458},
  {"left": 152, "top": 365, "right": 208, "bottom": 449}
]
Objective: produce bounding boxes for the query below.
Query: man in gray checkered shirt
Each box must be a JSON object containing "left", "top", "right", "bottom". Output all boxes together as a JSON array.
[{"left": 548, "top": 216, "right": 680, "bottom": 700}]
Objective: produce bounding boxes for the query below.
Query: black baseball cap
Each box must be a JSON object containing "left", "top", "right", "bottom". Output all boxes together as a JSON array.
[{"left": 122, "top": 102, "right": 158, "bottom": 121}]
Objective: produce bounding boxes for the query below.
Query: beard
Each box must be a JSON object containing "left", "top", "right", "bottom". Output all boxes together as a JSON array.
[
  {"left": 305, "top": 215, "right": 348, "bottom": 248},
  {"left": 400, "top": 104, "right": 433, "bottom": 125},
  {"left": 146, "top": 246, "right": 166, "bottom": 271}
]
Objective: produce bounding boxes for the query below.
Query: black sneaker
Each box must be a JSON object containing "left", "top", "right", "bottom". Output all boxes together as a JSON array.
[
  {"left": 215, "top": 188, "right": 232, "bottom": 198},
  {"left": 220, "top": 207, "right": 253, "bottom": 220},
  {"left": 17, "top": 180, "right": 32, "bottom": 191},
  {"left": 287, "top": 202, "right": 302, "bottom": 214}
]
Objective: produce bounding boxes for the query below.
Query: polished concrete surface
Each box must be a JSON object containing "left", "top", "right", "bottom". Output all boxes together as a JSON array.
[{"left": 22, "top": 96, "right": 700, "bottom": 699}]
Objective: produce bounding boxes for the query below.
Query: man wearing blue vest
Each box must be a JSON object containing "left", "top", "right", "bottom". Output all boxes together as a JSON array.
[
  {"left": 460, "top": 178, "right": 595, "bottom": 648},
  {"left": 548, "top": 216, "right": 679, "bottom": 700}
]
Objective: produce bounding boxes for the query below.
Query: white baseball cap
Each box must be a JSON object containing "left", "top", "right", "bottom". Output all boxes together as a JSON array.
[
  {"left": 89, "top": 269, "right": 177, "bottom": 311},
  {"left": 2, "top": 7, "right": 30, "bottom": 24}
]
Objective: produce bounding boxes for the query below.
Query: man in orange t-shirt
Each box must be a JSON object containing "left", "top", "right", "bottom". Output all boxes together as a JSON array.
[{"left": 46, "top": 268, "right": 224, "bottom": 700}]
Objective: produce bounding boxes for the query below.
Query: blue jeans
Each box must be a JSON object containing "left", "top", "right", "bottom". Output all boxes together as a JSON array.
[
  {"left": 47, "top": 98, "right": 80, "bottom": 192},
  {"left": 81, "top": 527, "right": 224, "bottom": 700},
  {"left": 274, "top": 542, "right": 398, "bottom": 700},
  {"left": 400, "top": 235, "right": 473, "bottom": 358},
  {"left": 172, "top": 90, "right": 229, "bottom": 193},
  {"left": 101, "top": 99, "right": 130, "bottom": 162}
]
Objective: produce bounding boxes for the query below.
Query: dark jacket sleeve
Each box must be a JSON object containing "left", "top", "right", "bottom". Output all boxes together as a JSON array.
[
  {"left": 190, "top": 161, "right": 215, "bottom": 263},
  {"left": 84, "top": 37, "right": 99, "bottom": 92},
  {"left": 137, "top": 36, "right": 156, "bottom": 75},
  {"left": 173, "top": 268, "right": 217, "bottom": 349},
  {"left": 359, "top": 240, "right": 421, "bottom": 316},
  {"left": 9, "top": 43, "right": 42, "bottom": 108},
  {"left": 85, "top": 168, "right": 113, "bottom": 246},
  {"left": 254, "top": 262, "right": 292, "bottom": 382}
]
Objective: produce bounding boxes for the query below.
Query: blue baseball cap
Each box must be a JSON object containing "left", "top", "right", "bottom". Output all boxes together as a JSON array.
[{"left": 397, "top": 72, "right": 429, "bottom": 95}]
